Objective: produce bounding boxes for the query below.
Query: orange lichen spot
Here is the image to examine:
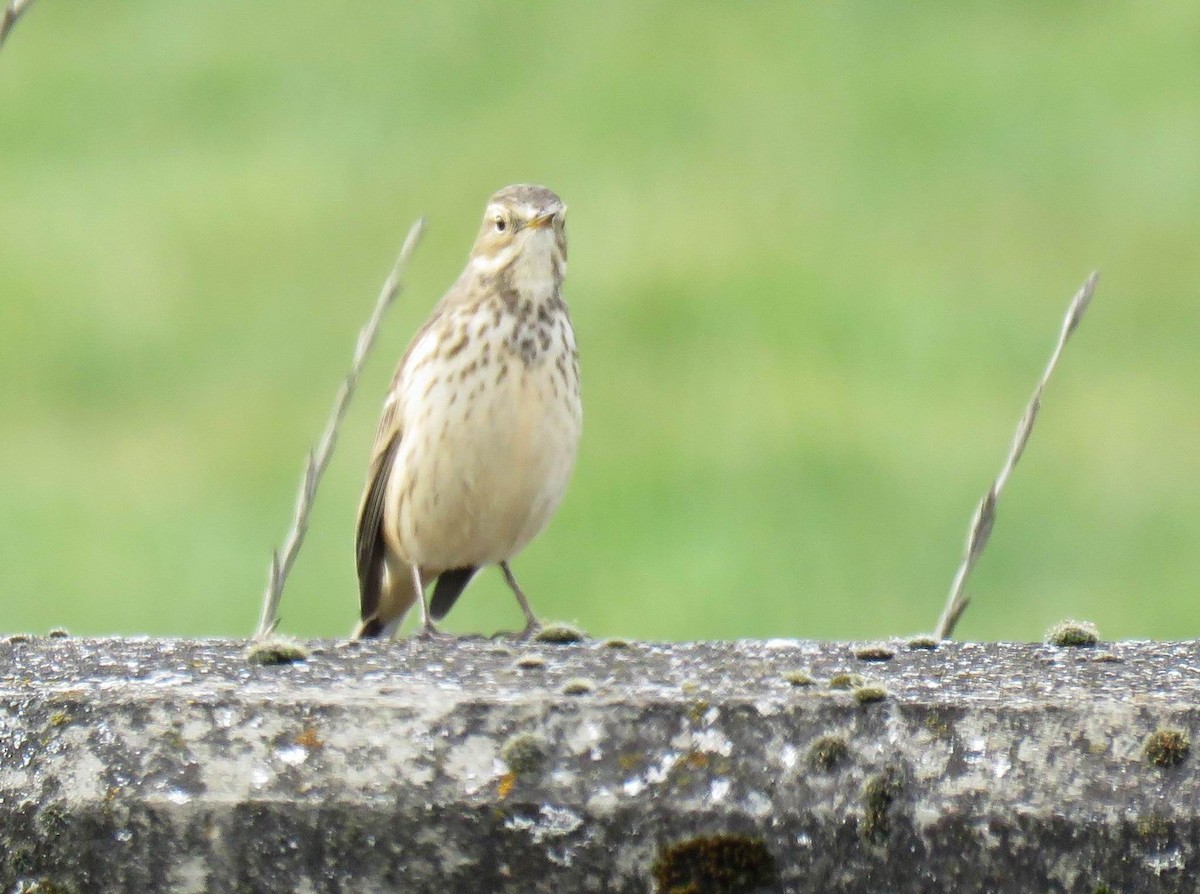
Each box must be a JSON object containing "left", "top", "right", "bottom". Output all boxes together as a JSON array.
[
  {"left": 295, "top": 727, "right": 323, "bottom": 750},
  {"left": 683, "top": 751, "right": 710, "bottom": 771}
]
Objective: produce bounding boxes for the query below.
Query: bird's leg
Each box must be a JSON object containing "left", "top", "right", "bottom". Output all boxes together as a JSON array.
[
  {"left": 500, "top": 561, "right": 542, "bottom": 639},
  {"left": 412, "top": 565, "right": 446, "bottom": 640}
]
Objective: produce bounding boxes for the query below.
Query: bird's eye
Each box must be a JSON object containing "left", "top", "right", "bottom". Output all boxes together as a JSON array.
[{"left": 494, "top": 216, "right": 507, "bottom": 232}]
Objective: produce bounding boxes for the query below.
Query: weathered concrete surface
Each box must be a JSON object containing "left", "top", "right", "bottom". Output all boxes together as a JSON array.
[{"left": 1, "top": 636, "right": 1199, "bottom": 894}]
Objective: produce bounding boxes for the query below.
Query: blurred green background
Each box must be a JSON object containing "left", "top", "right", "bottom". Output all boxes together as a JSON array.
[{"left": 1, "top": 4, "right": 1197, "bottom": 642}]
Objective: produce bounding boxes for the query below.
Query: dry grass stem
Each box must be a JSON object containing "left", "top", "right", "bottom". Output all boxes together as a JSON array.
[
  {"left": 0, "top": 0, "right": 37, "bottom": 50},
  {"left": 934, "top": 272, "right": 1099, "bottom": 641},
  {"left": 254, "top": 218, "right": 426, "bottom": 639}
]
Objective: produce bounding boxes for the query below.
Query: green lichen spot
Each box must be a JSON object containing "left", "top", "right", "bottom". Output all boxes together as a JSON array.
[
  {"left": 47, "top": 628, "right": 71, "bottom": 639},
  {"left": 561, "top": 677, "right": 596, "bottom": 696},
  {"left": 807, "top": 736, "right": 848, "bottom": 771},
  {"left": 1093, "top": 885, "right": 1115, "bottom": 894},
  {"left": 783, "top": 670, "right": 815, "bottom": 687},
  {"left": 501, "top": 733, "right": 548, "bottom": 775},
  {"left": 854, "top": 686, "right": 888, "bottom": 705},
  {"left": 9, "top": 843, "right": 36, "bottom": 874},
  {"left": 861, "top": 766, "right": 902, "bottom": 844},
  {"left": 828, "top": 673, "right": 863, "bottom": 690},
  {"left": 652, "top": 834, "right": 777, "bottom": 894},
  {"left": 38, "top": 803, "right": 70, "bottom": 836},
  {"left": 1136, "top": 814, "right": 1171, "bottom": 840},
  {"left": 906, "top": 635, "right": 939, "bottom": 651},
  {"left": 4, "top": 633, "right": 33, "bottom": 644},
  {"left": 514, "top": 653, "right": 546, "bottom": 669},
  {"left": 924, "top": 713, "right": 952, "bottom": 739},
  {"left": 601, "top": 638, "right": 631, "bottom": 649},
  {"left": 534, "top": 623, "right": 587, "bottom": 644},
  {"left": 618, "top": 752, "right": 642, "bottom": 772},
  {"left": 1144, "top": 728, "right": 1190, "bottom": 768},
  {"left": 1045, "top": 619, "right": 1099, "bottom": 648},
  {"left": 245, "top": 638, "right": 308, "bottom": 666},
  {"left": 854, "top": 645, "right": 895, "bottom": 662},
  {"left": 48, "top": 711, "right": 71, "bottom": 727},
  {"left": 16, "top": 881, "right": 80, "bottom": 894}
]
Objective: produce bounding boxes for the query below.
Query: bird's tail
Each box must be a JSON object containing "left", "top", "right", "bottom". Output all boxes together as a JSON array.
[
  {"left": 353, "top": 556, "right": 426, "bottom": 639},
  {"left": 429, "top": 566, "right": 480, "bottom": 622}
]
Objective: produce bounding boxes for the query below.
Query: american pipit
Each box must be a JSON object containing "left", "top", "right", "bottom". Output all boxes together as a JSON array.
[{"left": 354, "top": 184, "right": 581, "bottom": 639}]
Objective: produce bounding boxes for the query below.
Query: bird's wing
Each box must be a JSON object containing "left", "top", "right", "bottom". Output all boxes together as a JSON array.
[
  {"left": 355, "top": 270, "right": 476, "bottom": 626},
  {"left": 355, "top": 388, "right": 403, "bottom": 627}
]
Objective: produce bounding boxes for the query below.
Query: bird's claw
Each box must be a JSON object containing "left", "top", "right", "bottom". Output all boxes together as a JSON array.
[{"left": 416, "top": 622, "right": 452, "bottom": 642}]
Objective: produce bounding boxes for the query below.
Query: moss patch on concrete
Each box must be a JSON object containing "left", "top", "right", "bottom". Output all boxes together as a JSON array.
[
  {"left": 652, "top": 834, "right": 777, "bottom": 894},
  {"left": 1144, "top": 728, "right": 1190, "bottom": 768}
]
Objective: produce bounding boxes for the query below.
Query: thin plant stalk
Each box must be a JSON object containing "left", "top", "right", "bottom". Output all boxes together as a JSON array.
[
  {"left": 254, "top": 219, "right": 426, "bottom": 640},
  {"left": 934, "top": 272, "right": 1099, "bottom": 640},
  {"left": 0, "top": 0, "right": 37, "bottom": 49}
]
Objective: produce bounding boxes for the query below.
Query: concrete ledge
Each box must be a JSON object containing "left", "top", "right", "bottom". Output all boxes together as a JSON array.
[{"left": 2, "top": 636, "right": 1199, "bottom": 893}]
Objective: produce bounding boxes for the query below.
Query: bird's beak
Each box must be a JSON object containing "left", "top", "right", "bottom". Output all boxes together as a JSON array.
[{"left": 524, "top": 210, "right": 557, "bottom": 230}]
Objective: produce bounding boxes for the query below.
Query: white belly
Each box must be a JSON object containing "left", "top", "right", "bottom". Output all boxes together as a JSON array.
[{"left": 385, "top": 315, "right": 581, "bottom": 571}]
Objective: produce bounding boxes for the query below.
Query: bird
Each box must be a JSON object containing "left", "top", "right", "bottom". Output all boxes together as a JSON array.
[{"left": 353, "top": 184, "right": 581, "bottom": 639}]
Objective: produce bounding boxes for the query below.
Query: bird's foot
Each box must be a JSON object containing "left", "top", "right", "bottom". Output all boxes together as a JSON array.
[
  {"left": 517, "top": 618, "right": 543, "bottom": 641},
  {"left": 415, "top": 621, "right": 453, "bottom": 642},
  {"left": 490, "top": 620, "right": 544, "bottom": 642}
]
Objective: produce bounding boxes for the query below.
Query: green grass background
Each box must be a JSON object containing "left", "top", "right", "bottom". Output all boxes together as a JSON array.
[{"left": 1, "top": 4, "right": 1197, "bottom": 641}]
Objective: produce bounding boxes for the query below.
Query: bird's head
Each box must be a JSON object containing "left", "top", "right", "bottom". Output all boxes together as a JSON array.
[{"left": 469, "top": 184, "right": 567, "bottom": 279}]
